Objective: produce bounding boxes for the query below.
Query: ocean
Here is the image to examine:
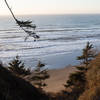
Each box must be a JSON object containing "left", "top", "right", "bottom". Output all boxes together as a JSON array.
[{"left": 0, "top": 14, "right": 100, "bottom": 69}]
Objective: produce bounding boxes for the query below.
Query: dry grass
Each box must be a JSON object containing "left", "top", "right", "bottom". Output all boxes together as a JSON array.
[{"left": 79, "top": 54, "right": 100, "bottom": 100}]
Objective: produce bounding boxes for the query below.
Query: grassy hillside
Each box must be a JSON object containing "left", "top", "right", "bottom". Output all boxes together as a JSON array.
[
  {"left": 0, "top": 64, "right": 48, "bottom": 100},
  {"left": 79, "top": 54, "right": 100, "bottom": 100}
]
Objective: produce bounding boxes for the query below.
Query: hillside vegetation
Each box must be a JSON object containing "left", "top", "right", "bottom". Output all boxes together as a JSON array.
[
  {"left": 79, "top": 54, "right": 100, "bottom": 100},
  {"left": 0, "top": 64, "right": 48, "bottom": 100}
]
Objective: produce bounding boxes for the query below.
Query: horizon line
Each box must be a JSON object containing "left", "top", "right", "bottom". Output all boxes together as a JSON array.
[{"left": 1, "top": 13, "right": 100, "bottom": 16}]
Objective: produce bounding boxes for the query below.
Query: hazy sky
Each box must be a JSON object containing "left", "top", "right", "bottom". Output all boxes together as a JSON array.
[{"left": 1, "top": 0, "right": 100, "bottom": 15}]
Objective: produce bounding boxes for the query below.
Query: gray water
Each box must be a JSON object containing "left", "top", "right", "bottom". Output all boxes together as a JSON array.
[{"left": 0, "top": 14, "right": 100, "bottom": 69}]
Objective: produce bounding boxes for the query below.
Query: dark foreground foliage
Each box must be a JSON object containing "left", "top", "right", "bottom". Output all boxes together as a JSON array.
[
  {"left": 8, "top": 56, "right": 31, "bottom": 76},
  {"left": 0, "top": 64, "right": 48, "bottom": 100},
  {"left": 31, "top": 61, "right": 50, "bottom": 90}
]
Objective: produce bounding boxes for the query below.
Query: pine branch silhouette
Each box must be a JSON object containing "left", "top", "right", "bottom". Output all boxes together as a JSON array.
[{"left": 4, "top": 0, "right": 40, "bottom": 41}]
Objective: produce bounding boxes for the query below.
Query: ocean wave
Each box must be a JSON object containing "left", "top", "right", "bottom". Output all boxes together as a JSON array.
[{"left": 37, "top": 27, "right": 100, "bottom": 33}]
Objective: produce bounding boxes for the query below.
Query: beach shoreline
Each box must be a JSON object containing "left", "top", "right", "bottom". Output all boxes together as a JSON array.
[{"left": 26, "top": 66, "right": 76, "bottom": 93}]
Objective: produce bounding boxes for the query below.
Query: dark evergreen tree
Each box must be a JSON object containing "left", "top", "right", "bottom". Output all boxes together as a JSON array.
[
  {"left": 8, "top": 56, "right": 31, "bottom": 76},
  {"left": 77, "top": 42, "right": 96, "bottom": 67},
  {"left": 64, "top": 42, "right": 96, "bottom": 88},
  {"left": 64, "top": 42, "right": 96, "bottom": 99},
  {"left": 64, "top": 70, "right": 86, "bottom": 88},
  {"left": 31, "top": 61, "right": 50, "bottom": 90}
]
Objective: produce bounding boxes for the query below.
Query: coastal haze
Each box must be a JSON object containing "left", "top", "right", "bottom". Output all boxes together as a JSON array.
[
  {"left": 1, "top": 0, "right": 100, "bottom": 15},
  {"left": 0, "top": 14, "right": 100, "bottom": 68}
]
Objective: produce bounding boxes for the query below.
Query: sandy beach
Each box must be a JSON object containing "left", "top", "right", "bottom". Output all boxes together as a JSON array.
[
  {"left": 26, "top": 66, "right": 76, "bottom": 93},
  {"left": 44, "top": 66, "right": 76, "bottom": 93}
]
